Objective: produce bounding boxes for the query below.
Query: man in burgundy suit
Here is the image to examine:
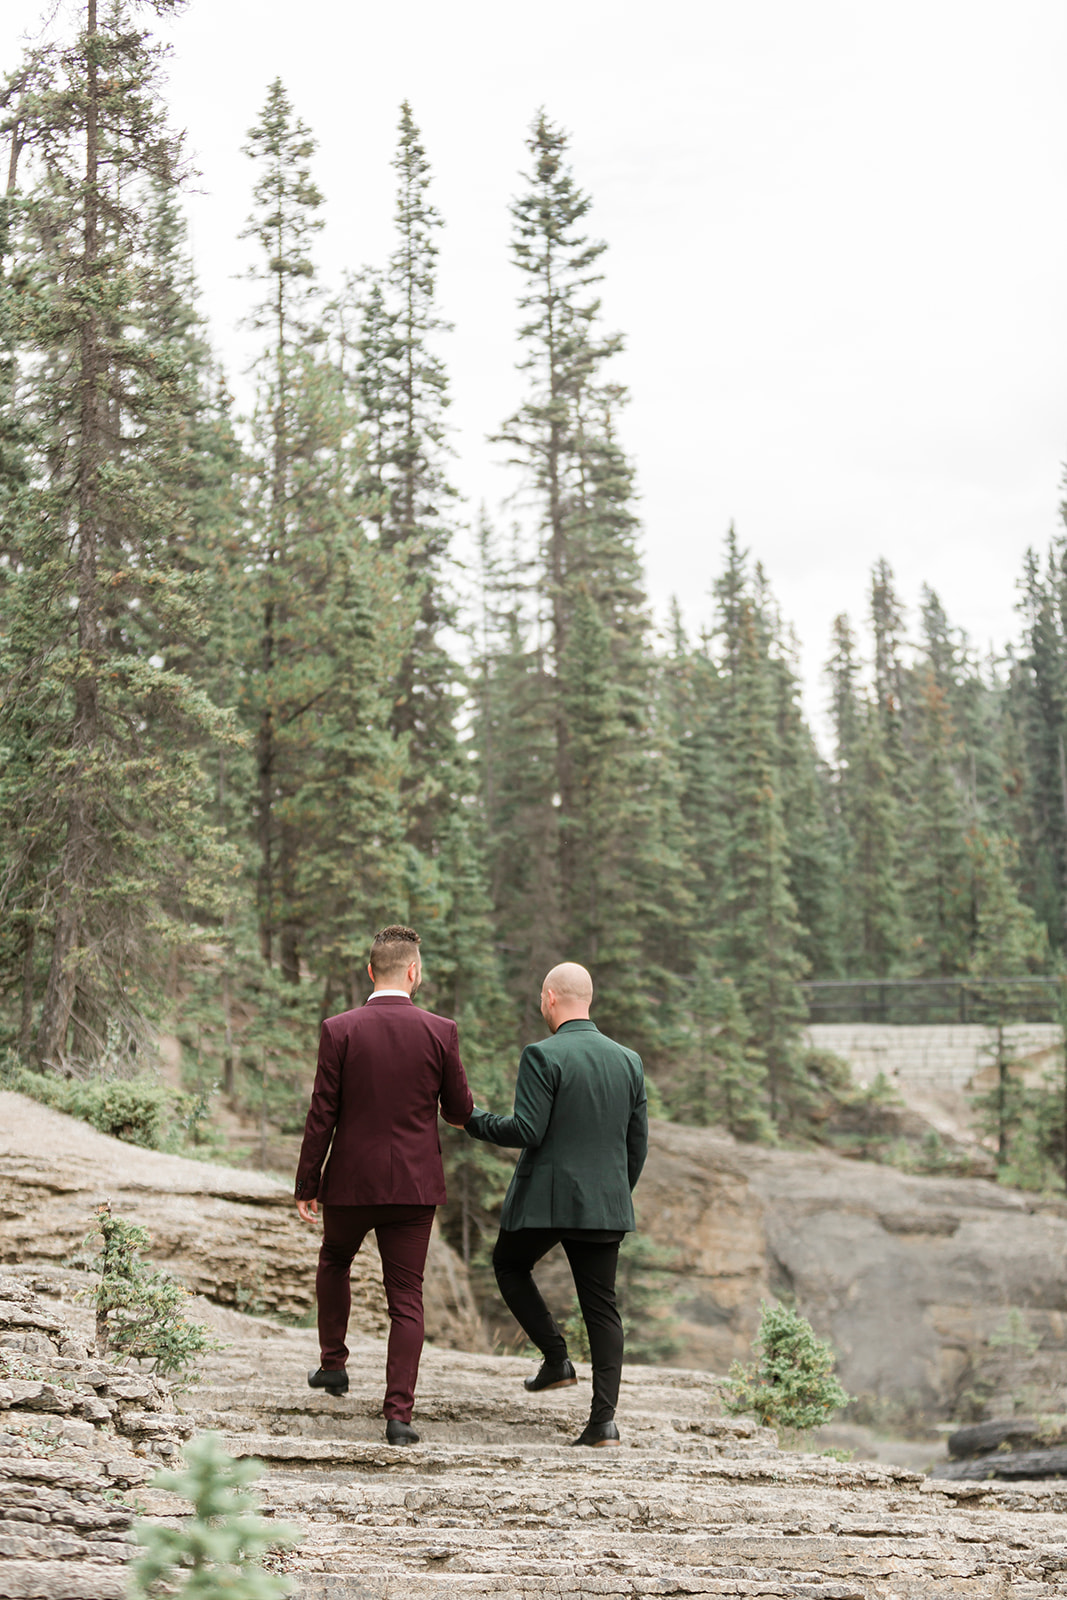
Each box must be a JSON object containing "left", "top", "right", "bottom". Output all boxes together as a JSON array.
[{"left": 294, "top": 925, "right": 473, "bottom": 1445}]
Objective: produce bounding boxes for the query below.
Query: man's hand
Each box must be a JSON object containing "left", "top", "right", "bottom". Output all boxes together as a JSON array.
[{"left": 297, "top": 1198, "right": 319, "bottom": 1223}]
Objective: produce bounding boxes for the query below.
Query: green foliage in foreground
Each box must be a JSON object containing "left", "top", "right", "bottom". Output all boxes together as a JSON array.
[
  {"left": 83, "top": 1206, "right": 218, "bottom": 1378},
  {"left": 0, "top": 1054, "right": 194, "bottom": 1151},
  {"left": 725, "top": 1300, "right": 851, "bottom": 1432},
  {"left": 129, "top": 1433, "right": 298, "bottom": 1598}
]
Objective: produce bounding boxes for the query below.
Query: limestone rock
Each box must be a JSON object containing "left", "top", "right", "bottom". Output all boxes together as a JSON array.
[
  {"left": 0, "top": 1091, "right": 485, "bottom": 1353},
  {"left": 625, "top": 1122, "right": 1067, "bottom": 1421},
  {"left": 5, "top": 1269, "right": 1067, "bottom": 1596}
]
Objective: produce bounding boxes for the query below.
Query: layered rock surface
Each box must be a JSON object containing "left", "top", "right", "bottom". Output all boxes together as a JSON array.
[
  {"left": 6, "top": 1090, "right": 1067, "bottom": 1424},
  {"left": 600, "top": 1124, "right": 1067, "bottom": 1417},
  {"left": 5, "top": 1264, "right": 1067, "bottom": 1595},
  {"left": 0, "top": 1090, "right": 484, "bottom": 1352},
  {"left": 0, "top": 1269, "right": 192, "bottom": 1600}
]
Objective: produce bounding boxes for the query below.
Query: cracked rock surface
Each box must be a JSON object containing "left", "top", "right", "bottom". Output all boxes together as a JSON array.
[
  {"left": 0, "top": 1268, "right": 192, "bottom": 1600},
  {"left": 5, "top": 1267, "right": 1067, "bottom": 1598},
  {"left": 172, "top": 1312, "right": 1067, "bottom": 1599},
  {"left": 0, "top": 1090, "right": 485, "bottom": 1351}
]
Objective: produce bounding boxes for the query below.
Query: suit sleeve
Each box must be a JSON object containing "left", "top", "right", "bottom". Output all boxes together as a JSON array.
[
  {"left": 439, "top": 1021, "right": 474, "bottom": 1126},
  {"left": 626, "top": 1060, "right": 649, "bottom": 1191},
  {"left": 465, "top": 1045, "right": 557, "bottom": 1149},
  {"left": 294, "top": 1022, "right": 343, "bottom": 1200}
]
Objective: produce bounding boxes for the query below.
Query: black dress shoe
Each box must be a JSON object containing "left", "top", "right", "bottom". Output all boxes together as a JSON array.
[
  {"left": 524, "top": 1357, "right": 577, "bottom": 1392},
  {"left": 307, "top": 1367, "right": 348, "bottom": 1395},
  {"left": 386, "top": 1419, "right": 419, "bottom": 1445},
  {"left": 570, "top": 1420, "right": 621, "bottom": 1447}
]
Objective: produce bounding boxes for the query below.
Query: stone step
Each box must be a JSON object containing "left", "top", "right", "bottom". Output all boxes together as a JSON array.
[
  {"left": 259, "top": 1506, "right": 1067, "bottom": 1599},
  {"left": 211, "top": 1431, "right": 924, "bottom": 1489},
  {"left": 282, "top": 1578, "right": 1062, "bottom": 1600}
]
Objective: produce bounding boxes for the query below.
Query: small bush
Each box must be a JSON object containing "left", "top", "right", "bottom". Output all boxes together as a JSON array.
[
  {"left": 130, "top": 1433, "right": 299, "bottom": 1598},
  {"left": 67, "top": 1077, "right": 179, "bottom": 1148},
  {"left": 1, "top": 1054, "right": 191, "bottom": 1151},
  {"left": 725, "top": 1300, "right": 851, "bottom": 1432},
  {"left": 81, "top": 1204, "right": 219, "bottom": 1378}
]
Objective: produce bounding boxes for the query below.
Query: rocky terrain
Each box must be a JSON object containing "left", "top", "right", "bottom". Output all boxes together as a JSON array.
[
  {"left": 4, "top": 1093, "right": 1067, "bottom": 1594},
  {"left": 0, "top": 1268, "right": 192, "bottom": 1599},
  {"left": 5, "top": 1265, "right": 1067, "bottom": 1599},
  {"left": 5, "top": 1091, "right": 1067, "bottom": 1427},
  {"left": 607, "top": 1124, "right": 1067, "bottom": 1420},
  {"left": 0, "top": 1090, "right": 484, "bottom": 1353}
]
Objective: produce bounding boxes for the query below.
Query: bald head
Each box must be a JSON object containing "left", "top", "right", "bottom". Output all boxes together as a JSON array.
[
  {"left": 543, "top": 963, "right": 593, "bottom": 1002},
  {"left": 540, "top": 963, "right": 593, "bottom": 1032}
]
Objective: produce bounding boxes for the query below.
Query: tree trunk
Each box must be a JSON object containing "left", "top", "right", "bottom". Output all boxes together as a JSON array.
[
  {"left": 37, "top": 0, "right": 101, "bottom": 1068},
  {"left": 18, "top": 925, "right": 36, "bottom": 1059},
  {"left": 279, "top": 821, "right": 300, "bottom": 984},
  {"left": 257, "top": 603, "right": 275, "bottom": 963},
  {"left": 996, "top": 1023, "right": 1008, "bottom": 1167}
]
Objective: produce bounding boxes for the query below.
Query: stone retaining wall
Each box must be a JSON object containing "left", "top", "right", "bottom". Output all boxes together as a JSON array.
[{"left": 807, "top": 1022, "right": 1064, "bottom": 1091}]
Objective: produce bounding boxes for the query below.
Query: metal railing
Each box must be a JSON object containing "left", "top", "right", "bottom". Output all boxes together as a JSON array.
[{"left": 801, "top": 977, "right": 1065, "bottom": 1026}]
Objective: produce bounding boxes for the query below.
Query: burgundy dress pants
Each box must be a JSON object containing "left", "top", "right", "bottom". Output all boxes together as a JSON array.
[{"left": 317, "top": 1203, "right": 435, "bottom": 1422}]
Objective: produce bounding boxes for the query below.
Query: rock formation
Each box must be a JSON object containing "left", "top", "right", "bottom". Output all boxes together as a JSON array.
[
  {"left": 0, "top": 1269, "right": 192, "bottom": 1599},
  {"left": 5, "top": 1090, "right": 1067, "bottom": 1426},
  {"left": 0, "top": 1090, "right": 485, "bottom": 1354},
  {"left": 6, "top": 1267, "right": 1067, "bottom": 1598},
  {"left": 534, "top": 1122, "right": 1067, "bottom": 1422}
]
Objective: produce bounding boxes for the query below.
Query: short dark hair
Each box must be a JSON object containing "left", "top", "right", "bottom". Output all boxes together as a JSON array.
[{"left": 370, "top": 925, "right": 421, "bottom": 980}]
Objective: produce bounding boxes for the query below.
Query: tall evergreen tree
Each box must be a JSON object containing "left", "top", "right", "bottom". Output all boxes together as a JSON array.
[
  {"left": 1012, "top": 539, "right": 1067, "bottom": 949},
  {"left": 711, "top": 537, "right": 810, "bottom": 1129},
  {"left": 906, "top": 672, "right": 970, "bottom": 975},
  {"left": 0, "top": 0, "right": 241, "bottom": 1068},
  {"left": 870, "top": 558, "right": 909, "bottom": 778},
  {"left": 846, "top": 704, "right": 911, "bottom": 975},
  {"left": 239, "top": 79, "right": 413, "bottom": 995},
  {"left": 767, "top": 617, "right": 842, "bottom": 978},
  {"left": 369, "top": 104, "right": 461, "bottom": 855},
  {"left": 489, "top": 112, "right": 690, "bottom": 1044},
  {"left": 495, "top": 111, "right": 620, "bottom": 887}
]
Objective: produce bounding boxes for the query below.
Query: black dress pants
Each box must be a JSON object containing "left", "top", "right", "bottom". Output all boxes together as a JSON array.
[{"left": 492, "top": 1228, "right": 624, "bottom": 1424}]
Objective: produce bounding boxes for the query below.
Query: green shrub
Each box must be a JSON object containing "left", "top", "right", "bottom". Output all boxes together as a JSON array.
[
  {"left": 130, "top": 1433, "right": 299, "bottom": 1598},
  {"left": 725, "top": 1300, "right": 851, "bottom": 1432},
  {"left": 81, "top": 1204, "right": 219, "bottom": 1378},
  {"left": 66, "top": 1077, "right": 180, "bottom": 1148},
  {"left": 1, "top": 1054, "right": 191, "bottom": 1151}
]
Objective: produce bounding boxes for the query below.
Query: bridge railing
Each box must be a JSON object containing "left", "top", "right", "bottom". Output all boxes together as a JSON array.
[{"left": 800, "top": 977, "right": 1065, "bottom": 1026}]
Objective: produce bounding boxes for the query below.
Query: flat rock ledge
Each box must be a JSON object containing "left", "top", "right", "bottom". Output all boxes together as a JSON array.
[{"left": 4, "top": 1267, "right": 1067, "bottom": 1599}]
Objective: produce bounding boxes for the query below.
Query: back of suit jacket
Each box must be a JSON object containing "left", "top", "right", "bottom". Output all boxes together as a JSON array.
[
  {"left": 294, "top": 995, "right": 473, "bottom": 1206},
  {"left": 466, "top": 1019, "right": 648, "bottom": 1231}
]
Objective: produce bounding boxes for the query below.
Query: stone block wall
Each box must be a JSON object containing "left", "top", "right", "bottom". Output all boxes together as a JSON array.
[{"left": 807, "top": 1022, "right": 1064, "bottom": 1092}]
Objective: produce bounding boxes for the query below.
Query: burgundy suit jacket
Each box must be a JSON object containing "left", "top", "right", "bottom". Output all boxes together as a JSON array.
[{"left": 294, "top": 995, "right": 473, "bottom": 1206}]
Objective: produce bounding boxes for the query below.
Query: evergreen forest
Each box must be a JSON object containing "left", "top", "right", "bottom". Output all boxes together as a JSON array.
[{"left": 3, "top": 2, "right": 1067, "bottom": 1237}]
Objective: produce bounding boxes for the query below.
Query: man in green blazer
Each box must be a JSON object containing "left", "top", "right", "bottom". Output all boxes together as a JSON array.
[{"left": 465, "top": 962, "right": 648, "bottom": 1447}]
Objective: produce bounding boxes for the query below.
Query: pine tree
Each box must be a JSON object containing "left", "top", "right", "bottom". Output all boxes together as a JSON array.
[
  {"left": 768, "top": 620, "right": 843, "bottom": 978},
  {"left": 0, "top": 0, "right": 241, "bottom": 1068},
  {"left": 966, "top": 829, "right": 1047, "bottom": 978},
  {"left": 826, "top": 613, "right": 864, "bottom": 779},
  {"left": 711, "top": 539, "right": 810, "bottom": 1130},
  {"left": 471, "top": 519, "right": 561, "bottom": 1032},
  {"left": 870, "top": 557, "right": 909, "bottom": 774},
  {"left": 906, "top": 672, "right": 970, "bottom": 975},
  {"left": 846, "top": 703, "right": 911, "bottom": 975},
  {"left": 369, "top": 104, "right": 461, "bottom": 856},
  {"left": 669, "top": 965, "right": 769, "bottom": 1140},
  {"left": 489, "top": 112, "right": 689, "bottom": 1051},
  {"left": 1012, "top": 539, "right": 1067, "bottom": 950},
  {"left": 238, "top": 80, "right": 413, "bottom": 1000},
  {"left": 495, "top": 110, "right": 621, "bottom": 890}
]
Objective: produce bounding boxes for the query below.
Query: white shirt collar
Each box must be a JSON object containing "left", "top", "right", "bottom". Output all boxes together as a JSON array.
[{"left": 366, "top": 988, "right": 411, "bottom": 1000}]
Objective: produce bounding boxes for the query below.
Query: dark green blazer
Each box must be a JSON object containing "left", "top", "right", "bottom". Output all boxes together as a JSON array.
[{"left": 466, "top": 1019, "right": 648, "bottom": 1231}]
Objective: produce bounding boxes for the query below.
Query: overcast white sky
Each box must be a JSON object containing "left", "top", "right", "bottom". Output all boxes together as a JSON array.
[{"left": 4, "top": 0, "right": 1066, "bottom": 728}]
